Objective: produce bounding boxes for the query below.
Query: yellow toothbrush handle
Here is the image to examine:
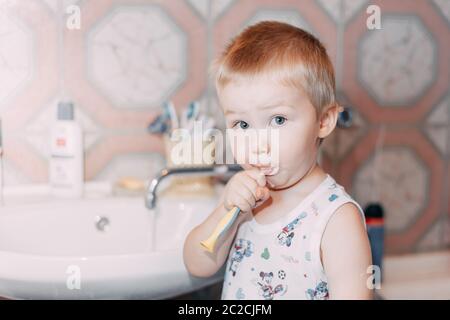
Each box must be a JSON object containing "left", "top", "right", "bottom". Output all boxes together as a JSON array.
[{"left": 200, "top": 207, "right": 241, "bottom": 253}]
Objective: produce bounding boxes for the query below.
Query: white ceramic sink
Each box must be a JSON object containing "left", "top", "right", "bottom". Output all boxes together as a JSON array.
[{"left": 0, "top": 182, "right": 223, "bottom": 299}]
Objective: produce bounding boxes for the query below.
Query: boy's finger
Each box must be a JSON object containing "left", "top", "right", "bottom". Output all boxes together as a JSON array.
[
  {"left": 244, "top": 169, "right": 266, "bottom": 187},
  {"left": 256, "top": 187, "right": 270, "bottom": 200},
  {"left": 223, "top": 198, "right": 233, "bottom": 211},
  {"left": 237, "top": 174, "right": 259, "bottom": 199},
  {"left": 237, "top": 199, "right": 251, "bottom": 213},
  {"left": 259, "top": 187, "right": 270, "bottom": 201},
  {"left": 255, "top": 186, "right": 270, "bottom": 205},
  {"left": 240, "top": 188, "right": 256, "bottom": 208}
]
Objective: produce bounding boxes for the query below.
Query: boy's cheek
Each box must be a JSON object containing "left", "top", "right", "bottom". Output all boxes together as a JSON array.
[{"left": 276, "top": 130, "right": 314, "bottom": 160}]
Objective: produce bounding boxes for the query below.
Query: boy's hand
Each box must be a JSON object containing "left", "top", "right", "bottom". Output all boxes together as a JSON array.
[{"left": 223, "top": 169, "right": 270, "bottom": 213}]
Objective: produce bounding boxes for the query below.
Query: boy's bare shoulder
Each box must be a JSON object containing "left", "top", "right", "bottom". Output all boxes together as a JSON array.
[
  {"left": 331, "top": 202, "right": 364, "bottom": 225},
  {"left": 321, "top": 201, "right": 367, "bottom": 251}
]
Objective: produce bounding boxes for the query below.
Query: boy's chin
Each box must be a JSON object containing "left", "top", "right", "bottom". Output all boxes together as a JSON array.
[
  {"left": 265, "top": 174, "right": 286, "bottom": 190},
  {"left": 266, "top": 170, "right": 304, "bottom": 190}
]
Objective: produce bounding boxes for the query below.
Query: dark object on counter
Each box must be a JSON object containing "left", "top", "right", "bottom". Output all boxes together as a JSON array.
[
  {"left": 364, "top": 202, "right": 384, "bottom": 284},
  {"left": 147, "top": 114, "right": 169, "bottom": 134},
  {"left": 337, "top": 106, "right": 353, "bottom": 128}
]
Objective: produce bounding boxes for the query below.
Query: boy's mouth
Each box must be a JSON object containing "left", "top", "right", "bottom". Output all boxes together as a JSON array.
[
  {"left": 249, "top": 154, "right": 279, "bottom": 176},
  {"left": 260, "top": 166, "right": 278, "bottom": 176},
  {"left": 252, "top": 163, "right": 279, "bottom": 176}
]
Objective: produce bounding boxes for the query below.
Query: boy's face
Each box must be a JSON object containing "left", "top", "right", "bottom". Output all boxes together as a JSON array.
[{"left": 218, "top": 76, "right": 321, "bottom": 189}]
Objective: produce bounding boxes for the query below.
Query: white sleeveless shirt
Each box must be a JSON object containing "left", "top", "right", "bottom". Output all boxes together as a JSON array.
[{"left": 221, "top": 174, "right": 365, "bottom": 300}]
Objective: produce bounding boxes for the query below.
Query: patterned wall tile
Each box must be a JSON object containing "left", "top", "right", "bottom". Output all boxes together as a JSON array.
[
  {"left": 317, "top": 0, "right": 368, "bottom": 24},
  {"left": 353, "top": 146, "right": 428, "bottom": 233},
  {"left": 88, "top": 5, "right": 187, "bottom": 108},
  {"left": 0, "top": 0, "right": 59, "bottom": 184},
  {"left": 422, "top": 93, "right": 450, "bottom": 156},
  {"left": 196, "top": 90, "right": 226, "bottom": 130},
  {"left": 343, "top": 0, "right": 450, "bottom": 124},
  {"left": 62, "top": 0, "right": 207, "bottom": 179},
  {"left": 94, "top": 152, "right": 165, "bottom": 182},
  {"left": 64, "top": 0, "right": 207, "bottom": 126},
  {"left": 1, "top": 159, "right": 32, "bottom": 186},
  {"left": 186, "top": 0, "right": 236, "bottom": 21},
  {"left": 0, "top": 0, "right": 58, "bottom": 131},
  {"left": 85, "top": 134, "right": 165, "bottom": 181},
  {"left": 358, "top": 15, "right": 436, "bottom": 107},
  {"left": 340, "top": 128, "right": 445, "bottom": 253},
  {"left": 433, "top": 0, "right": 450, "bottom": 26},
  {"left": 24, "top": 98, "right": 102, "bottom": 159},
  {"left": 3, "top": 134, "right": 48, "bottom": 183},
  {"left": 0, "top": 11, "right": 33, "bottom": 109},
  {"left": 339, "top": 0, "right": 450, "bottom": 253}
]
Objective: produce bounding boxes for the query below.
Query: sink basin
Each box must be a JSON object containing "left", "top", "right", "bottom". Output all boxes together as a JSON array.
[{"left": 0, "top": 182, "right": 224, "bottom": 299}]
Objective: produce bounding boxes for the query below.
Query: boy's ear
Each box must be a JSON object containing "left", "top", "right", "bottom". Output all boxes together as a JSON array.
[{"left": 317, "top": 103, "right": 340, "bottom": 140}]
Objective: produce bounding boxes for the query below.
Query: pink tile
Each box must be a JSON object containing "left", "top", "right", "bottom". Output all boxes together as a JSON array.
[
  {"left": 85, "top": 133, "right": 164, "bottom": 180},
  {"left": 342, "top": 0, "right": 450, "bottom": 124},
  {"left": 340, "top": 127, "right": 445, "bottom": 253},
  {"left": 2, "top": 0, "right": 58, "bottom": 132}
]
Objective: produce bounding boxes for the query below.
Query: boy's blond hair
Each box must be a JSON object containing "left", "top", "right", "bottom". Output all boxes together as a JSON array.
[{"left": 211, "top": 21, "right": 336, "bottom": 118}]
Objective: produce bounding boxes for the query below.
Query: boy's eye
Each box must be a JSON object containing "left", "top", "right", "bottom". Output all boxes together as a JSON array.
[
  {"left": 271, "top": 116, "right": 287, "bottom": 126},
  {"left": 233, "top": 121, "right": 249, "bottom": 130}
]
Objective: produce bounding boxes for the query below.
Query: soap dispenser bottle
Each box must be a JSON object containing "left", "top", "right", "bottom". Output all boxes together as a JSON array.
[{"left": 49, "top": 101, "right": 84, "bottom": 197}]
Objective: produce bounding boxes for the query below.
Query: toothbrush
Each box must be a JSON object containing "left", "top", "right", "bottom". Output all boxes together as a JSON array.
[
  {"left": 181, "top": 102, "right": 195, "bottom": 129},
  {"left": 186, "top": 101, "right": 197, "bottom": 120},
  {"left": 163, "top": 101, "right": 179, "bottom": 130},
  {"left": 201, "top": 164, "right": 272, "bottom": 253},
  {"left": 148, "top": 113, "right": 169, "bottom": 134},
  {"left": 190, "top": 101, "right": 200, "bottom": 121},
  {"left": 200, "top": 206, "right": 241, "bottom": 253},
  {"left": 186, "top": 101, "right": 200, "bottom": 133}
]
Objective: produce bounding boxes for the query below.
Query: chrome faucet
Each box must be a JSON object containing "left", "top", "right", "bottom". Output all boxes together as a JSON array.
[{"left": 145, "top": 164, "right": 242, "bottom": 210}]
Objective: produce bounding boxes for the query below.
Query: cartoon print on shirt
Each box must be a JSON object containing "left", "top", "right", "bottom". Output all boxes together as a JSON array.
[
  {"left": 235, "top": 288, "right": 245, "bottom": 300},
  {"left": 261, "top": 247, "right": 270, "bottom": 260},
  {"left": 253, "top": 271, "right": 287, "bottom": 300},
  {"left": 328, "top": 194, "right": 338, "bottom": 202},
  {"left": 277, "top": 211, "right": 307, "bottom": 247},
  {"left": 229, "top": 239, "right": 254, "bottom": 276},
  {"left": 305, "top": 281, "right": 329, "bottom": 300},
  {"left": 277, "top": 230, "right": 294, "bottom": 247}
]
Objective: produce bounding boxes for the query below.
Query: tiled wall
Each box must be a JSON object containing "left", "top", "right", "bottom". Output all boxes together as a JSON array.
[
  {"left": 0, "top": 0, "right": 448, "bottom": 254},
  {"left": 319, "top": 0, "right": 450, "bottom": 254}
]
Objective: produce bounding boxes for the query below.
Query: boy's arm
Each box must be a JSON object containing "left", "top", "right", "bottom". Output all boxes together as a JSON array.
[
  {"left": 183, "top": 168, "right": 267, "bottom": 278},
  {"left": 321, "top": 202, "right": 373, "bottom": 300},
  {"left": 183, "top": 193, "right": 245, "bottom": 278}
]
